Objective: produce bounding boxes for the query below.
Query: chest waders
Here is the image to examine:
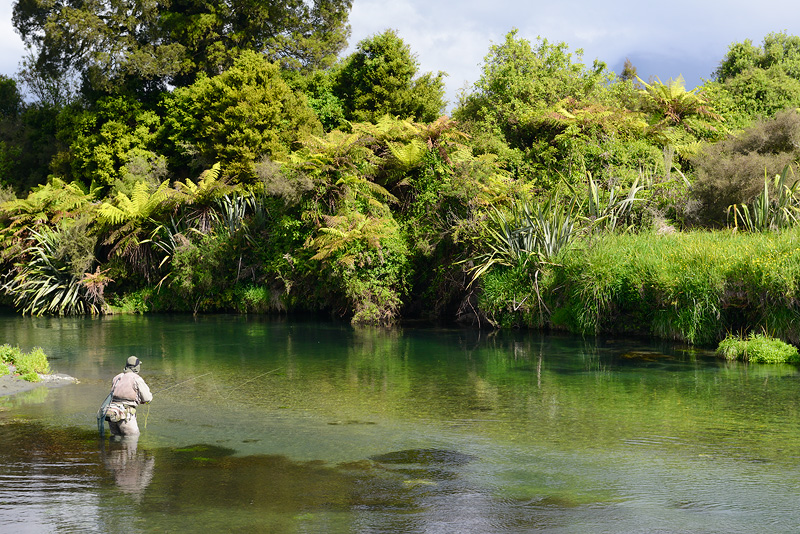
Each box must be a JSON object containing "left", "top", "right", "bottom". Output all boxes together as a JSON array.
[{"left": 97, "top": 378, "right": 120, "bottom": 439}]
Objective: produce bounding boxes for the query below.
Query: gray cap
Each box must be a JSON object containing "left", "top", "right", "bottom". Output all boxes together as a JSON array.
[{"left": 126, "top": 356, "right": 141, "bottom": 371}]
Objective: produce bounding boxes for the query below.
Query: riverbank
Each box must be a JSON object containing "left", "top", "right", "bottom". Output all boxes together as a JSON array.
[
  {"left": 0, "top": 373, "right": 78, "bottom": 397},
  {"left": 477, "top": 228, "right": 800, "bottom": 346}
]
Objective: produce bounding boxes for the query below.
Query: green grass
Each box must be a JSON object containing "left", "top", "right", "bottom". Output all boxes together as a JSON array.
[
  {"left": 717, "top": 333, "right": 800, "bottom": 363},
  {"left": 478, "top": 227, "right": 800, "bottom": 345}
]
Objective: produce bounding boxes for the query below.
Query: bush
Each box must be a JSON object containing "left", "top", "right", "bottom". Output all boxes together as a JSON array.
[
  {"left": 0, "top": 343, "right": 22, "bottom": 364},
  {"left": 717, "top": 333, "right": 800, "bottom": 363},
  {"left": 108, "top": 289, "right": 152, "bottom": 313},
  {"left": 0, "top": 344, "right": 50, "bottom": 381},
  {"left": 691, "top": 110, "right": 800, "bottom": 224},
  {"left": 232, "top": 285, "right": 275, "bottom": 313},
  {"left": 15, "top": 347, "right": 50, "bottom": 376}
]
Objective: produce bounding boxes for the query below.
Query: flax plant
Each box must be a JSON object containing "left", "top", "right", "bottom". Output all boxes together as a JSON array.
[
  {"left": 468, "top": 193, "right": 579, "bottom": 283},
  {"left": 3, "top": 226, "right": 105, "bottom": 316},
  {"left": 583, "top": 174, "right": 644, "bottom": 232},
  {"left": 728, "top": 165, "right": 800, "bottom": 232}
]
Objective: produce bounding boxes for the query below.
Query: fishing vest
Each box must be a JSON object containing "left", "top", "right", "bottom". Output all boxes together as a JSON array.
[{"left": 112, "top": 371, "right": 152, "bottom": 405}]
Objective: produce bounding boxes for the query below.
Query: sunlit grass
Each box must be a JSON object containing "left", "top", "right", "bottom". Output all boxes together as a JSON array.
[
  {"left": 0, "top": 344, "right": 51, "bottom": 382},
  {"left": 480, "top": 227, "right": 800, "bottom": 345},
  {"left": 717, "top": 333, "right": 800, "bottom": 363}
]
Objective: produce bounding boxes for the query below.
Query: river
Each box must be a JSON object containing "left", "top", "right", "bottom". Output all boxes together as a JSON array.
[{"left": 1, "top": 314, "right": 799, "bottom": 533}]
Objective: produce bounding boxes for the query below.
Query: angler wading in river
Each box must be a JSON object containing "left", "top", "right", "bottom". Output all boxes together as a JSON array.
[{"left": 98, "top": 357, "right": 153, "bottom": 438}]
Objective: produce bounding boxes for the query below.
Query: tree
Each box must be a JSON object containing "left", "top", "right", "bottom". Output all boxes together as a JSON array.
[
  {"left": 161, "top": 0, "right": 353, "bottom": 85},
  {"left": 0, "top": 76, "right": 23, "bottom": 120},
  {"left": 620, "top": 58, "right": 638, "bottom": 82},
  {"left": 0, "top": 76, "right": 64, "bottom": 192},
  {"left": 716, "top": 32, "right": 800, "bottom": 82},
  {"left": 454, "top": 30, "right": 609, "bottom": 154},
  {"left": 453, "top": 30, "right": 618, "bottom": 185},
  {"left": 55, "top": 96, "right": 165, "bottom": 189},
  {"left": 333, "top": 30, "right": 446, "bottom": 123},
  {"left": 162, "top": 51, "right": 322, "bottom": 181},
  {"left": 456, "top": 30, "right": 609, "bottom": 131},
  {"left": 713, "top": 32, "right": 800, "bottom": 119},
  {"left": 12, "top": 0, "right": 353, "bottom": 96}
]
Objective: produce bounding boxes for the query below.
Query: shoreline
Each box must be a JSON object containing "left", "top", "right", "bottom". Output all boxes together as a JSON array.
[{"left": 0, "top": 373, "right": 79, "bottom": 397}]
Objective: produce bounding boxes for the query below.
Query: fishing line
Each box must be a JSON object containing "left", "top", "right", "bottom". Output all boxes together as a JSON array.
[
  {"left": 144, "top": 372, "right": 213, "bottom": 429},
  {"left": 143, "top": 368, "right": 282, "bottom": 428},
  {"left": 223, "top": 367, "right": 283, "bottom": 399},
  {"left": 152, "top": 372, "right": 213, "bottom": 395}
]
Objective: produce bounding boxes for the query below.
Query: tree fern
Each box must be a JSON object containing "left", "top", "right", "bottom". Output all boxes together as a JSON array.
[
  {"left": 96, "top": 179, "right": 173, "bottom": 226},
  {"left": 173, "top": 163, "right": 233, "bottom": 205},
  {"left": 387, "top": 139, "right": 427, "bottom": 170},
  {"left": 1, "top": 178, "right": 97, "bottom": 228}
]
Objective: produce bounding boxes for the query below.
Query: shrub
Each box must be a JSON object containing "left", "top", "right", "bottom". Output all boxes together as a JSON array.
[
  {"left": 233, "top": 285, "right": 274, "bottom": 313},
  {"left": 0, "top": 345, "right": 51, "bottom": 381},
  {"left": 15, "top": 347, "right": 51, "bottom": 376},
  {"left": 717, "top": 333, "right": 800, "bottom": 363},
  {"left": 108, "top": 289, "right": 152, "bottom": 313},
  {"left": 0, "top": 343, "right": 22, "bottom": 364},
  {"left": 691, "top": 110, "right": 800, "bottom": 224}
]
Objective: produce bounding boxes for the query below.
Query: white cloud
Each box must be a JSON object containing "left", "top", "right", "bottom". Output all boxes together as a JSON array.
[
  {"left": 0, "top": 3, "right": 26, "bottom": 78},
  {"left": 2, "top": 0, "right": 799, "bottom": 102}
]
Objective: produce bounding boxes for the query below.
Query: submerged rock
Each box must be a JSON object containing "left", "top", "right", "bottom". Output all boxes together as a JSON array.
[{"left": 369, "top": 448, "right": 476, "bottom": 467}]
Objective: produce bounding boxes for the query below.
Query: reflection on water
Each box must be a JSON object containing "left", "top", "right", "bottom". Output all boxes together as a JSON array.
[
  {"left": 103, "top": 438, "right": 154, "bottom": 500},
  {"left": 1, "top": 315, "right": 800, "bottom": 532}
]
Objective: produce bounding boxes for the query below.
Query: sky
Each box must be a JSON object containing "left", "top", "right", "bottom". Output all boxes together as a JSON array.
[{"left": 2, "top": 0, "right": 800, "bottom": 108}]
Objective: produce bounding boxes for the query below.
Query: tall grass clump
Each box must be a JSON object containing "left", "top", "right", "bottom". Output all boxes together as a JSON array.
[
  {"left": 496, "top": 226, "right": 800, "bottom": 345},
  {"left": 717, "top": 333, "right": 800, "bottom": 363}
]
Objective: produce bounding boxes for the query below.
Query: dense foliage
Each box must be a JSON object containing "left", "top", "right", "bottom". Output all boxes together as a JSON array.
[
  {"left": 3, "top": 12, "right": 800, "bottom": 350},
  {"left": 0, "top": 343, "right": 50, "bottom": 382},
  {"left": 13, "top": 0, "right": 352, "bottom": 96}
]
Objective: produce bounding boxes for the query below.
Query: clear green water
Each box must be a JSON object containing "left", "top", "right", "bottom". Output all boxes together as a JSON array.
[{"left": 2, "top": 314, "right": 800, "bottom": 533}]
